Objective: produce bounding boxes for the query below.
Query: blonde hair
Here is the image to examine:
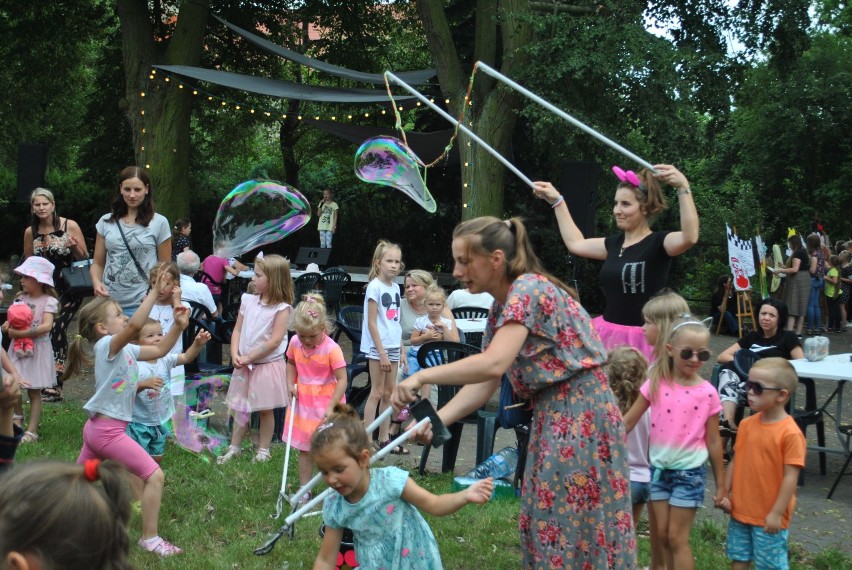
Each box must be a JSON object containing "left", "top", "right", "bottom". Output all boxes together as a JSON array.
[
  {"left": 642, "top": 290, "right": 690, "bottom": 363},
  {"left": 605, "top": 346, "right": 648, "bottom": 414},
  {"left": 148, "top": 261, "right": 179, "bottom": 288},
  {"left": 404, "top": 269, "right": 435, "bottom": 289},
  {"left": 136, "top": 318, "right": 161, "bottom": 341},
  {"left": 63, "top": 299, "right": 121, "bottom": 381},
  {"left": 368, "top": 240, "right": 403, "bottom": 280},
  {"left": 310, "top": 403, "right": 371, "bottom": 462},
  {"left": 292, "top": 292, "right": 332, "bottom": 334},
  {"left": 453, "top": 217, "right": 576, "bottom": 298},
  {"left": 424, "top": 285, "right": 446, "bottom": 304},
  {"left": 647, "top": 314, "right": 709, "bottom": 401},
  {"left": 254, "top": 254, "right": 294, "bottom": 305},
  {"left": 751, "top": 358, "right": 799, "bottom": 395}
]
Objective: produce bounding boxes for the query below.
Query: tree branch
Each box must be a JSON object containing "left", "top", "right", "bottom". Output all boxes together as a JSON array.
[{"left": 529, "top": 1, "right": 602, "bottom": 15}]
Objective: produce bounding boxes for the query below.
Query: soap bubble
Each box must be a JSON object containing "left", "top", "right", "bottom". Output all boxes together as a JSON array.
[
  {"left": 354, "top": 137, "right": 436, "bottom": 213},
  {"left": 213, "top": 180, "right": 310, "bottom": 258},
  {"left": 169, "top": 374, "right": 234, "bottom": 458}
]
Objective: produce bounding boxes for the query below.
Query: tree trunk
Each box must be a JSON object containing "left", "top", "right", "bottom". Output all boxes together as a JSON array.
[
  {"left": 416, "top": 0, "right": 532, "bottom": 220},
  {"left": 117, "top": 0, "right": 209, "bottom": 223}
]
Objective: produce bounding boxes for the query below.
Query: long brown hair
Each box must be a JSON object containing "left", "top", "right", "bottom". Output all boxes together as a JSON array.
[
  {"left": 453, "top": 216, "right": 576, "bottom": 298},
  {"left": 0, "top": 460, "right": 132, "bottom": 570},
  {"left": 617, "top": 168, "right": 667, "bottom": 219},
  {"left": 108, "top": 166, "right": 155, "bottom": 226}
]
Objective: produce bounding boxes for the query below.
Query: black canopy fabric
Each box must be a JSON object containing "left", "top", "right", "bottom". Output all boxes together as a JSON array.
[
  {"left": 154, "top": 65, "right": 417, "bottom": 103},
  {"left": 310, "top": 120, "right": 459, "bottom": 166},
  {"left": 213, "top": 15, "right": 436, "bottom": 86}
]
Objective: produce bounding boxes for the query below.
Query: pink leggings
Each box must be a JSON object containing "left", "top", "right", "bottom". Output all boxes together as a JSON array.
[{"left": 77, "top": 416, "right": 159, "bottom": 480}]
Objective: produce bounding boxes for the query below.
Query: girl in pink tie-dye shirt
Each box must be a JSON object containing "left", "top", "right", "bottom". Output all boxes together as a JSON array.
[{"left": 624, "top": 317, "right": 726, "bottom": 570}]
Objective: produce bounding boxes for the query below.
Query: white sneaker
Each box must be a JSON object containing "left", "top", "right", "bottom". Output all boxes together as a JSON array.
[{"left": 216, "top": 445, "right": 242, "bottom": 464}]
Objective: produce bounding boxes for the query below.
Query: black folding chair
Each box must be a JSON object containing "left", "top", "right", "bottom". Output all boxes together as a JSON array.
[
  {"left": 415, "top": 341, "right": 498, "bottom": 475},
  {"left": 320, "top": 269, "right": 351, "bottom": 317}
]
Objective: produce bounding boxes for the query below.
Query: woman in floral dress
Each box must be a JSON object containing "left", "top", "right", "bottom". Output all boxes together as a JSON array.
[{"left": 394, "top": 216, "right": 635, "bottom": 569}]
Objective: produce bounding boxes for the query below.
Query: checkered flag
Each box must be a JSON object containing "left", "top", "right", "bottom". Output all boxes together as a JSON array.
[{"left": 727, "top": 225, "right": 755, "bottom": 291}]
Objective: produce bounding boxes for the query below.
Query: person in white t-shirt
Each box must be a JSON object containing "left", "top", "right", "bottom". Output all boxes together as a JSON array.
[
  {"left": 176, "top": 250, "right": 218, "bottom": 318},
  {"left": 446, "top": 287, "right": 494, "bottom": 311}
]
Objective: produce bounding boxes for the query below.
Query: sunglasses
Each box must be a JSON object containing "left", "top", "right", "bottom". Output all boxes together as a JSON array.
[
  {"left": 678, "top": 349, "right": 712, "bottom": 362},
  {"left": 744, "top": 380, "right": 785, "bottom": 396}
]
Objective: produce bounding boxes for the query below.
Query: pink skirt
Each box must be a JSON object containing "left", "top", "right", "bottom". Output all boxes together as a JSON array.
[
  {"left": 592, "top": 316, "right": 654, "bottom": 362},
  {"left": 225, "top": 360, "right": 288, "bottom": 413}
]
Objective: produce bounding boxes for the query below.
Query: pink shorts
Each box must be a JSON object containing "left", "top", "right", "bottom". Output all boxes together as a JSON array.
[
  {"left": 77, "top": 416, "right": 159, "bottom": 480},
  {"left": 592, "top": 316, "right": 654, "bottom": 362}
]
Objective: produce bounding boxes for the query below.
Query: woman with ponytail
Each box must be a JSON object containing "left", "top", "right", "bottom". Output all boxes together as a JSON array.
[{"left": 393, "top": 216, "right": 635, "bottom": 569}]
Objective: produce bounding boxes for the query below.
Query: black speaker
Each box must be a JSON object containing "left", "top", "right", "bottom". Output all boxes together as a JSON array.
[
  {"left": 560, "top": 160, "right": 601, "bottom": 237},
  {"left": 17, "top": 143, "right": 48, "bottom": 202}
]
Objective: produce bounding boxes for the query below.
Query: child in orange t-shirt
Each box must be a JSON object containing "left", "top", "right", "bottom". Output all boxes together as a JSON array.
[{"left": 720, "top": 357, "right": 806, "bottom": 570}]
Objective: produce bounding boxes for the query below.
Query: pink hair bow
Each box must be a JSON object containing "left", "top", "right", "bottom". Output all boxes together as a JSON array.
[{"left": 611, "top": 166, "right": 641, "bottom": 187}]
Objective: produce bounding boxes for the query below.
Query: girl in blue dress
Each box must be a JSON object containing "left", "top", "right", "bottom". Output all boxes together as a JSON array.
[{"left": 312, "top": 404, "right": 493, "bottom": 570}]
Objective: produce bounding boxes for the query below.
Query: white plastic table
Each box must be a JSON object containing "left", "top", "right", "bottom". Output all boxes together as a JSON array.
[{"left": 790, "top": 354, "right": 852, "bottom": 455}]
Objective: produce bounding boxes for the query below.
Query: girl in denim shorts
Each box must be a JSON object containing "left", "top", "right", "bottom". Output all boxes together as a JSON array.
[{"left": 624, "top": 317, "right": 727, "bottom": 569}]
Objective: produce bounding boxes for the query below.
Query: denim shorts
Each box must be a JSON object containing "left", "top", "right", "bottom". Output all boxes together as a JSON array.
[
  {"left": 630, "top": 480, "right": 650, "bottom": 505},
  {"left": 126, "top": 422, "right": 167, "bottom": 457},
  {"left": 649, "top": 465, "right": 707, "bottom": 508},
  {"left": 726, "top": 518, "right": 789, "bottom": 569}
]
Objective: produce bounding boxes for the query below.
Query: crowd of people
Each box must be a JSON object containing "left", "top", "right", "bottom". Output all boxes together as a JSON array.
[{"left": 0, "top": 162, "right": 844, "bottom": 569}]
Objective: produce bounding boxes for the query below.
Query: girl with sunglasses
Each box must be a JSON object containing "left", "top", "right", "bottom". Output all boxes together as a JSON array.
[{"left": 624, "top": 316, "right": 726, "bottom": 570}]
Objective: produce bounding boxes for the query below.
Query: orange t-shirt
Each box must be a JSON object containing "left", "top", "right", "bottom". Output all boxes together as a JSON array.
[{"left": 730, "top": 414, "right": 806, "bottom": 528}]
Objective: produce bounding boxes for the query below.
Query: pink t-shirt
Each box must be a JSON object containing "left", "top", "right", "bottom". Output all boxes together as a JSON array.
[
  {"left": 639, "top": 379, "right": 721, "bottom": 471},
  {"left": 201, "top": 255, "right": 230, "bottom": 295}
]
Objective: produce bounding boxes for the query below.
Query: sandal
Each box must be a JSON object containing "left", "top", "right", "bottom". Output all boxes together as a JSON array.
[
  {"left": 216, "top": 445, "right": 242, "bottom": 464},
  {"left": 379, "top": 440, "right": 410, "bottom": 455},
  {"left": 252, "top": 448, "right": 271, "bottom": 463},
  {"left": 42, "top": 388, "right": 63, "bottom": 402},
  {"left": 719, "top": 418, "right": 738, "bottom": 436},
  {"left": 21, "top": 431, "right": 39, "bottom": 443}
]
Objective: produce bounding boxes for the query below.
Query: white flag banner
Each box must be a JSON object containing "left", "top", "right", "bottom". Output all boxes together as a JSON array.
[{"left": 726, "top": 224, "right": 755, "bottom": 291}]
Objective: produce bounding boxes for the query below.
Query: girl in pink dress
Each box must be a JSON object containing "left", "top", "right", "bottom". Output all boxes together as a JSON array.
[
  {"left": 3, "top": 256, "right": 59, "bottom": 443},
  {"left": 284, "top": 293, "right": 347, "bottom": 503},
  {"left": 218, "top": 254, "right": 293, "bottom": 464}
]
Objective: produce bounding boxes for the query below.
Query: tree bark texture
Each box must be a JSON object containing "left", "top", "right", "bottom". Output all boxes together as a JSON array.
[{"left": 117, "top": 0, "right": 209, "bottom": 223}]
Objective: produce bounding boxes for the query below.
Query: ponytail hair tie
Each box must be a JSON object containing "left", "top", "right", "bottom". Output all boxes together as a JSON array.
[{"left": 84, "top": 459, "right": 101, "bottom": 482}]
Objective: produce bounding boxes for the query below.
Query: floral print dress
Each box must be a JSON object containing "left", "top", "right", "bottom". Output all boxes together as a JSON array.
[{"left": 483, "top": 274, "right": 635, "bottom": 569}]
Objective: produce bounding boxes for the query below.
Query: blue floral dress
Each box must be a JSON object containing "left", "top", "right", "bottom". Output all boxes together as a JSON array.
[
  {"left": 484, "top": 274, "right": 635, "bottom": 569},
  {"left": 323, "top": 466, "right": 443, "bottom": 569}
]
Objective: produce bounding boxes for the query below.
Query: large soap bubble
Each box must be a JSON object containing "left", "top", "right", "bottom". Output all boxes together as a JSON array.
[
  {"left": 213, "top": 180, "right": 310, "bottom": 258},
  {"left": 354, "top": 136, "right": 436, "bottom": 213}
]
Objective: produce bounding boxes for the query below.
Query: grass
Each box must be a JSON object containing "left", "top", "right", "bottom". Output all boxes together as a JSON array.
[{"left": 15, "top": 402, "right": 852, "bottom": 569}]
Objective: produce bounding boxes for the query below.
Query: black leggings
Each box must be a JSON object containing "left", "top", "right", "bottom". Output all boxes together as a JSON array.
[{"left": 51, "top": 291, "right": 84, "bottom": 387}]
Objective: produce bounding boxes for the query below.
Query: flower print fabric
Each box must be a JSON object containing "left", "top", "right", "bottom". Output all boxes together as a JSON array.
[
  {"left": 323, "top": 466, "right": 443, "bottom": 569},
  {"left": 482, "top": 273, "right": 636, "bottom": 569}
]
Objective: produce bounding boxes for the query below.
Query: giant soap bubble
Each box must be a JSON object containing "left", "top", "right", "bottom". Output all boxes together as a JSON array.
[
  {"left": 213, "top": 180, "right": 310, "bottom": 258},
  {"left": 354, "top": 136, "right": 436, "bottom": 213}
]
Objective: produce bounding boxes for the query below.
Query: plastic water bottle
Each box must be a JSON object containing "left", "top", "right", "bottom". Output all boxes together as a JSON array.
[
  {"left": 452, "top": 476, "right": 516, "bottom": 500},
  {"left": 464, "top": 446, "right": 519, "bottom": 480}
]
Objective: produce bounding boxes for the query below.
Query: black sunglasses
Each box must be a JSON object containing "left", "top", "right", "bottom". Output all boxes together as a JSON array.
[
  {"left": 744, "top": 380, "right": 785, "bottom": 396},
  {"left": 678, "top": 349, "right": 712, "bottom": 362}
]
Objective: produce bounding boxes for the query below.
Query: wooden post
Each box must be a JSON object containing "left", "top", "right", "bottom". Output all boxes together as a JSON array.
[{"left": 735, "top": 290, "right": 755, "bottom": 337}]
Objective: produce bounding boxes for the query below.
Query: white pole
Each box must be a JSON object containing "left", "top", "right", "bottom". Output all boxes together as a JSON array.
[
  {"left": 475, "top": 62, "right": 656, "bottom": 172},
  {"left": 385, "top": 72, "right": 535, "bottom": 189}
]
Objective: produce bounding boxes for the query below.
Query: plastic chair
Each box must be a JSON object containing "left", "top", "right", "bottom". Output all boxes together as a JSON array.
[
  {"left": 451, "top": 306, "right": 489, "bottom": 320},
  {"left": 320, "top": 269, "right": 351, "bottom": 317},
  {"left": 792, "top": 377, "right": 826, "bottom": 484},
  {"left": 733, "top": 348, "right": 761, "bottom": 379},
  {"left": 182, "top": 317, "right": 233, "bottom": 378},
  {"left": 415, "top": 341, "right": 497, "bottom": 474},
  {"left": 222, "top": 302, "right": 241, "bottom": 322},
  {"left": 333, "top": 306, "right": 363, "bottom": 349},
  {"left": 344, "top": 353, "right": 371, "bottom": 417},
  {"left": 293, "top": 272, "right": 321, "bottom": 303}
]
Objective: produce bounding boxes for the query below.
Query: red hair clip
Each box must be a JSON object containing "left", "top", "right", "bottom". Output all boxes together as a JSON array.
[{"left": 84, "top": 459, "right": 101, "bottom": 482}]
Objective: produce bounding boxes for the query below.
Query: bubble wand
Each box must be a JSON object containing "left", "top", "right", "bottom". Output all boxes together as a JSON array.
[
  {"left": 473, "top": 62, "right": 656, "bottom": 172},
  {"left": 384, "top": 71, "right": 535, "bottom": 189}
]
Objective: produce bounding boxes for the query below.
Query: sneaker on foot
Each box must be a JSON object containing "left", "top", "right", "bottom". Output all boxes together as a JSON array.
[{"left": 138, "top": 536, "right": 183, "bottom": 557}]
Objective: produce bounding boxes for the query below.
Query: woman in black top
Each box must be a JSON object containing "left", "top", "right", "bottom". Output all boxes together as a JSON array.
[
  {"left": 715, "top": 297, "right": 804, "bottom": 433},
  {"left": 22, "top": 188, "right": 89, "bottom": 401},
  {"left": 772, "top": 234, "right": 812, "bottom": 336},
  {"left": 533, "top": 164, "right": 698, "bottom": 359}
]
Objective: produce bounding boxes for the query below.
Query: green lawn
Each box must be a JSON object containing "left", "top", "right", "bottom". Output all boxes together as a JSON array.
[{"left": 13, "top": 403, "right": 850, "bottom": 569}]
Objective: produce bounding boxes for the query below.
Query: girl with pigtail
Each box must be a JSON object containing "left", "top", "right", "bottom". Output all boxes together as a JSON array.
[{"left": 284, "top": 293, "right": 348, "bottom": 503}]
